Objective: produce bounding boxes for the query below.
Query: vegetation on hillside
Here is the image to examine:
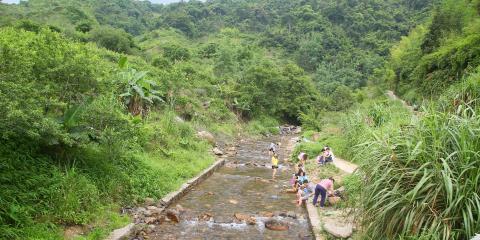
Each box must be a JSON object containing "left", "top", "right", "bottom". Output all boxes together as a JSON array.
[
  {"left": 7, "top": 0, "right": 480, "bottom": 239},
  {"left": 384, "top": 0, "right": 480, "bottom": 104}
]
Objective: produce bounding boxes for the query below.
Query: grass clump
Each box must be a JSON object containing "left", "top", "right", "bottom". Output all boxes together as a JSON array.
[{"left": 359, "top": 105, "right": 480, "bottom": 239}]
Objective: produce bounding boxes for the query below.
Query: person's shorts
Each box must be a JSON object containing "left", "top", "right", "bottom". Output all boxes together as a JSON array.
[{"left": 272, "top": 165, "right": 279, "bottom": 169}]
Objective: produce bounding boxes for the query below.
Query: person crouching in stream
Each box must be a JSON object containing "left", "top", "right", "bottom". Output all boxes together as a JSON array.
[
  {"left": 271, "top": 152, "right": 279, "bottom": 180},
  {"left": 296, "top": 180, "right": 315, "bottom": 206},
  {"left": 312, "top": 177, "right": 335, "bottom": 208}
]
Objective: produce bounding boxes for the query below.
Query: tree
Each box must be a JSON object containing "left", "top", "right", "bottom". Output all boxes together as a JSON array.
[
  {"left": 117, "top": 57, "right": 164, "bottom": 117},
  {"left": 89, "top": 26, "right": 135, "bottom": 53}
]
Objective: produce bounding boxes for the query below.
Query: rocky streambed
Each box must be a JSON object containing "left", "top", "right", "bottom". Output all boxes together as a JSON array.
[{"left": 129, "top": 136, "right": 312, "bottom": 240}]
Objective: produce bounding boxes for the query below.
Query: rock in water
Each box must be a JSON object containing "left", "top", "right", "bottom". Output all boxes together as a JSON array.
[
  {"left": 265, "top": 219, "right": 289, "bottom": 231},
  {"left": 323, "top": 222, "right": 353, "bottom": 238},
  {"left": 213, "top": 147, "right": 224, "bottom": 155},
  {"left": 199, "top": 212, "right": 213, "bottom": 221},
  {"left": 166, "top": 209, "right": 180, "bottom": 223},
  {"left": 234, "top": 213, "right": 256, "bottom": 225},
  {"left": 229, "top": 199, "right": 238, "bottom": 204},
  {"left": 286, "top": 211, "right": 297, "bottom": 219}
]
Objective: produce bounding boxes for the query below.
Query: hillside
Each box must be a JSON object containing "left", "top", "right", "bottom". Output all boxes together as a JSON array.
[{"left": 4, "top": 0, "right": 478, "bottom": 240}]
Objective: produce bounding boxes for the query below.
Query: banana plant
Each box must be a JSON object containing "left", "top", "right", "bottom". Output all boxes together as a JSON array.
[{"left": 118, "top": 56, "right": 164, "bottom": 116}]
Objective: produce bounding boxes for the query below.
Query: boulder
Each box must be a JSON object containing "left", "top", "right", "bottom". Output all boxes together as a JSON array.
[
  {"left": 265, "top": 219, "right": 289, "bottom": 231},
  {"left": 197, "top": 131, "right": 215, "bottom": 145},
  {"left": 165, "top": 209, "right": 180, "bottom": 223},
  {"left": 323, "top": 222, "right": 353, "bottom": 238},
  {"left": 234, "top": 213, "right": 256, "bottom": 225},
  {"left": 328, "top": 196, "right": 342, "bottom": 205},
  {"left": 212, "top": 147, "right": 224, "bottom": 156}
]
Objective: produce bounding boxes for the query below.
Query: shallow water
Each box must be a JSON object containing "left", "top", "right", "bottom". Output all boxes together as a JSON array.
[{"left": 149, "top": 137, "right": 313, "bottom": 240}]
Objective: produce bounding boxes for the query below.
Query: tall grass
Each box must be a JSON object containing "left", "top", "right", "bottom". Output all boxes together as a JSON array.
[{"left": 359, "top": 105, "right": 480, "bottom": 239}]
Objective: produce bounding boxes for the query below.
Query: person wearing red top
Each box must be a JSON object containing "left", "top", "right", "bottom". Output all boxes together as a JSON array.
[{"left": 312, "top": 177, "right": 335, "bottom": 207}]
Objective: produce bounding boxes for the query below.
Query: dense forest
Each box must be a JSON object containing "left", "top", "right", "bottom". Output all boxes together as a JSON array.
[{"left": 1, "top": 0, "right": 479, "bottom": 239}]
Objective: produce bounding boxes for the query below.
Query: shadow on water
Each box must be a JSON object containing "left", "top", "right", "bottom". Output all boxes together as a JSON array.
[{"left": 150, "top": 137, "right": 313, "bottom": 240}]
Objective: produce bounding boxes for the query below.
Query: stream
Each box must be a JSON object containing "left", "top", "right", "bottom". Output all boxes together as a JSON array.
[{"left": 148, "top": 136, "right": 313, "bottom": 239}]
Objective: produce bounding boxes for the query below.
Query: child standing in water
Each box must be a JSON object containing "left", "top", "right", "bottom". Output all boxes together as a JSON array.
[{"left": 271, "top": 152, "right": 279, "bottom": 179}]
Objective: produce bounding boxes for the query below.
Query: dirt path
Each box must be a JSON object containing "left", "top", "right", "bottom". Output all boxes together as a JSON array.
[
  {"left": 386, "top": 90, "right": 415, "bottom": 112},
  {"left": 332, "top": 157, "right": 358, "bottom": 174}
]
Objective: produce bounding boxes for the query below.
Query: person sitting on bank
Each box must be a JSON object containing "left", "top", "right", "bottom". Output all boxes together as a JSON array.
[
  {"left": 312, "top": 177, "right": 335, "bottom": 208},
  {"left": 317, "top": 146, "right": 335, "bottom": 165}
]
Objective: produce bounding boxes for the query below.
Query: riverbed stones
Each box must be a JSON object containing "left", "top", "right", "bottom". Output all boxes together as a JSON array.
[
  {"left": 199, "top": 212, "right": 213, "bottom": 221},
  {"left": 264, "top": 219, "right": 289, "bottom": 231},
  {"left": 212, "top": 147, "right": 224, "bottom": 155},
  {"left": 234, "top": 213, "right": 256, "bottom": 225}
]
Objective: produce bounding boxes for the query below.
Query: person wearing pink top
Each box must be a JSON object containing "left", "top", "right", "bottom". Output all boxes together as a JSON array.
[{"left": 312, "top": 177, "right": 335, "bottom": 207}]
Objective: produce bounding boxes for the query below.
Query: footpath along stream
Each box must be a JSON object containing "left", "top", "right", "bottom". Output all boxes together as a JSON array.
[{"left": 145, "top": 135, "right": 313, "bottom": 239}]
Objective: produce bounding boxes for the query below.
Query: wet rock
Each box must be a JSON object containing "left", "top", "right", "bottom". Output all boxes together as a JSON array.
[
  {"left": 234, "top": 213, "right": 256, "bottom": 225},
  {"left": 323, "top": 222, "right": 353, "bottom": 238},
  {"left": 286, "top": 211, "right": 297, "bottom": 219},
  {"left": 229, "top": 199, "right": 238, "bottom": 205},
  {"left": 246, "top": 218, "right": 256, "bottom": 225},
  {"left": 197, "top": 131, "right": 215, "bottom": 145},
  {"left": 226, "top": 146, "right": 237, "bottom": 154},
  {"left": 144, "top": 217, "right": 157, "bottom": 224},
  {"left": 259, "top": 211, "right": 274, "bottom": 218},
  {"left": 146, "top": 206, "right": 163, "bottom": 216},
  {"left": 199, "top": 212, "right": 213, "bottom": 221},
  {"left": 165, "top": 209, "right": 180, "bottom": 223},
  {"left": 279, "top": 212, "right": 288, "bottom": 217},
  {"left": 265, "top": 219, "right": 289, "bottom": 231},
  {"left": 213, "top": 147, "right": 224, "bottom": 155}
]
